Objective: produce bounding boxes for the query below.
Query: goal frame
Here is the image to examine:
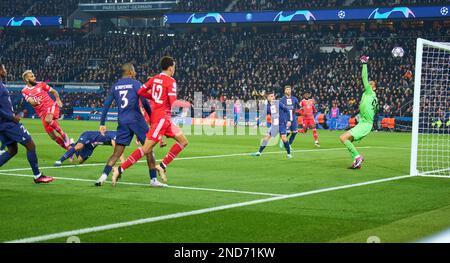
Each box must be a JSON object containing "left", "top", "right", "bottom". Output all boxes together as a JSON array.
[{"left": 410, "top": 38, "right": 450, "bottom": 178}]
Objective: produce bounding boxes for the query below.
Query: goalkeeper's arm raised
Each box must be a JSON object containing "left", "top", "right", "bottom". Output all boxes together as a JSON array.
[{"left": 360, "top": 56, "right": 373, "bottom": 94}]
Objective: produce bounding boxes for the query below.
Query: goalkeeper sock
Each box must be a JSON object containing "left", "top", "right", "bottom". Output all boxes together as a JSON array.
[{"left": 344, "top": 140, "right": 359, "bottom": 160}]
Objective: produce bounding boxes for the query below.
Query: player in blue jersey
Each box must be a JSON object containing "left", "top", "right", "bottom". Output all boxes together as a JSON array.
[
  {"left": 0, "top": 62, "right": 53, "bottom": 183},
  {"left": 251, "top": 91, "right": 292, "bottom": 158},
  {"left": 279, "top": 86, "right": 300, "bottom": 149},
  {"left": 54, "top": 131, "right": 125, "bottom": 166},
  {"left": 95, "top": 63, "right": 166, "bottom": 187}
]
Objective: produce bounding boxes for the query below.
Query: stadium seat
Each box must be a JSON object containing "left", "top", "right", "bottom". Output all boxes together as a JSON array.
[{"left": 318, "top": 114, "right": 325, "bottom": 125}]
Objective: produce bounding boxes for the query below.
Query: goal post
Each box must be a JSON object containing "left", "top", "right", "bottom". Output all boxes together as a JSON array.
[{"left": 410, "top": 38, "right": 450, "bottom": 177}]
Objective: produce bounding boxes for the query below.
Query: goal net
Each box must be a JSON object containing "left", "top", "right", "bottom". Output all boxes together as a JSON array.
[{"left": 410, "top": 38, "right": 450, "bottom": 177}]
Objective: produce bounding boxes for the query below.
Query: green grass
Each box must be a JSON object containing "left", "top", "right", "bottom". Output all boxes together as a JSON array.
[{"left": 0, "top": 119, "right": 449, "bottom": 243}]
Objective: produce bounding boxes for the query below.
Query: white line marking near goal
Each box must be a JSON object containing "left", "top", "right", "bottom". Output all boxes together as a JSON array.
[
  {"left": 417, "top": 228, "right": 450, "bottom": 243},
  {"left": 0, "top": 172, "right": 284, "bottom": 197},
  {"left": 0, "top": 146, "right": 399, "bottom": 173},
  {"left": 4, "top": 174, "right": 413, "bottom": 243}
]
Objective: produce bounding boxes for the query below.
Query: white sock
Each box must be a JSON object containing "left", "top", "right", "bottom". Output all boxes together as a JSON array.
[
  {"left": 98, "top": 174, "right": 107, "bottom": 182},
  {"left": 34, "top": 173, "right": 42, "bottom": 179}
]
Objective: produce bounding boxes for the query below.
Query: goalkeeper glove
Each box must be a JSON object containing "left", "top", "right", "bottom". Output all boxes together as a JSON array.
[{"left": 360, "top": 55, "right": 369, "bottom": 64}]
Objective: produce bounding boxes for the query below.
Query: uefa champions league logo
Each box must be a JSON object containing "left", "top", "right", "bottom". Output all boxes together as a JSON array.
[
  {"left": 6, "top": 17, "right": 42, "bottom": 26},
  {"left": 441, "top": 7, "right": 449, "bottom": 16},
  {"left": 368, "top": 7, "right": 416, "bottom": 19},
  {"left": 273, "top": 10, "right": 316, "bottom": 22},
  {"left": 187, "top": 13, "right": 226, "bottom": 23},
  {"left": 338, "top": 10, "right": 346, "bottom": 19}
]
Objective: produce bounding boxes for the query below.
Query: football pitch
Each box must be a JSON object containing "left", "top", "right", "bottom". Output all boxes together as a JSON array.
[{"left": 0, "top": 119, "right": 449, "bottom": 243}]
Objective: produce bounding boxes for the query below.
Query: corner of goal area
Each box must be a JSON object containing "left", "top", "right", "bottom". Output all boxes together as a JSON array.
[{"left": 414, "top": 169, "right": 450, "bottom": 179}]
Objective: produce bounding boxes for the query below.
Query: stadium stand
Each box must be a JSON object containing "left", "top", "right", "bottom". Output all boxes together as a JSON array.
[
  {"left": 1, "top": 0, "right": 449, "bottom": 122},
  {"left": 232, "top": 0, "right": 447, "bottom": 12},
  {"left": 2, "top": 25, "right": 449, "bottom": 117}
]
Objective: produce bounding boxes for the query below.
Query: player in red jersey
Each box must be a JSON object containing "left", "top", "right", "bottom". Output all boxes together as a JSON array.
[
  {"left": 112, "top": 56, "right": 188, "bottom": 185},
  {"left": 21, "top": 70, "right": 71, "bottom": 150},
  {"left": 300, "top": 91, "right": 320, "bottom": 147},
  {"left": 138, "top": 99, "right": 166, "bottom": 148}
]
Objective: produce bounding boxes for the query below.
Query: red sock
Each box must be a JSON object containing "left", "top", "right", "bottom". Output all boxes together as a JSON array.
[
  {"left": 313, "top": 128, "right": 318, "bottom": 141},
  {"left": 162, "top": 142, "right": 184, "bottom": 168},
  {"left": 49, "top": 120, "right": 66, "bottom": 139},
  {"left": 55, "top": 137, "right": 68, "bottom": 150},
  {"left": 121, "top": 148, "right": 145, "bottom": 171}
]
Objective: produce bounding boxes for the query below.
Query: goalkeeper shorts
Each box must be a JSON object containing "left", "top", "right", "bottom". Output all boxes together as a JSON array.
[{"left": 350, "top": 121, "right": 373, "bottom": 142}]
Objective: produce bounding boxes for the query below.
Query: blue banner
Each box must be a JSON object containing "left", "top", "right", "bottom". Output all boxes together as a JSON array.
[
  {"left": 79, "top": 2, "right": 176, "bottom": 12},
  {"left": 165, "top": 5, "right": 449, "bottom": 24},
  {"left": 0, "top": 16, "right": 63, "bottom": 27}
]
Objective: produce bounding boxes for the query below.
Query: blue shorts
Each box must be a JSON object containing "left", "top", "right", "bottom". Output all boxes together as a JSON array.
[
  {"left": 76, "top": 143, "right": 96, "bottom": 161},
  {"left": 267, "top": 124, "right": 287, "bottom": 137},
  {"left": 0, "top": 122, "right": 32, "bottom": 146},
  {"left": 287, "top": 121, "right": 298, "bottom": 133},
  {"left": 115, "top": 121, "right": 149, "bottom": 146}
]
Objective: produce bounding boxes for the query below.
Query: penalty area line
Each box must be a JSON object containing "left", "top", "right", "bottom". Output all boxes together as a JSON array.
[
  {"left": 0, "top": 146, "right": 379, "bottom": 173},
  {"left": 4, "top": 174, "right": 413, "bottom": 243},
  {"left": 0, "top": 172, "right": 284, "bottom": 197}
]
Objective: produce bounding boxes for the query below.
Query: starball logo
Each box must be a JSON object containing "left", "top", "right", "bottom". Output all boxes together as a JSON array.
[
  {"left": 187, "top": 13, "right": 226, "bottom": 23},
  {"left": 368, "top": 7, "right": 416, "bottom": 19},
  {"left": 273, "top": 10, "right": 316, "bottom": 22},
  {"left": 7, "top": 17, "right": 42, "bottom": 27}
]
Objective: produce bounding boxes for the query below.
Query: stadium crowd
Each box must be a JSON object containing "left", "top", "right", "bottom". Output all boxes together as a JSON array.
[
  {"left": 70, "top": 0, "right": 450, "bottom": 14},
  {"left": 0, "top": 0, "right": 79, "bottom": 17},
  {"left": 1, "top": 0, "right": 449, "bottom": 120},
  {"left": 1, "top": 0, "right": 447, "bottom": 17},
  {"left": 3, "top": 24, "right": 449, "bottom": 118},
  {"left": 234, "top": 0, "right": 448, "bottom": 11}
]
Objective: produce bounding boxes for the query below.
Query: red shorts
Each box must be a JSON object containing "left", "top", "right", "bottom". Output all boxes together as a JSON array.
[
  {"left": 40, "top": 104, "right": 60, "bottom": 133},
  {"left": 302, "top": 117, "right": 316, "bottom": 128},
  {"left": 38, "top": 103, "right": 60, "bottom": 119},
  {"left": 147, "top": 117, "right": 181, "bottom": 142}
]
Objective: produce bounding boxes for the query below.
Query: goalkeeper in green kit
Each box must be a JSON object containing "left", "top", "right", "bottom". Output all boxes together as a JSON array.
[{"left": 339, "top": 56, "right": 379, "bottom": 169}]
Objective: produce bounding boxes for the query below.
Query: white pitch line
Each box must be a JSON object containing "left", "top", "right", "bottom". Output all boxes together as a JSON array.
[
  {"left": 4, "top": 174, "right": 413, "bottom": 243},
  {"left": 0, "top": 146, "right": 379, "bottom": 173},
  {"left": 0, "top": 172, "right": 283, "bottom": 197},
  {"left": 418, "top": 228, "right": 450, "bottom": 243}
]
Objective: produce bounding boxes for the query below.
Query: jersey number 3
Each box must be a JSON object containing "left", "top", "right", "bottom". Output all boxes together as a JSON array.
[{"left": 119, "top": 90, "right": 129, "bottom": 109}]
